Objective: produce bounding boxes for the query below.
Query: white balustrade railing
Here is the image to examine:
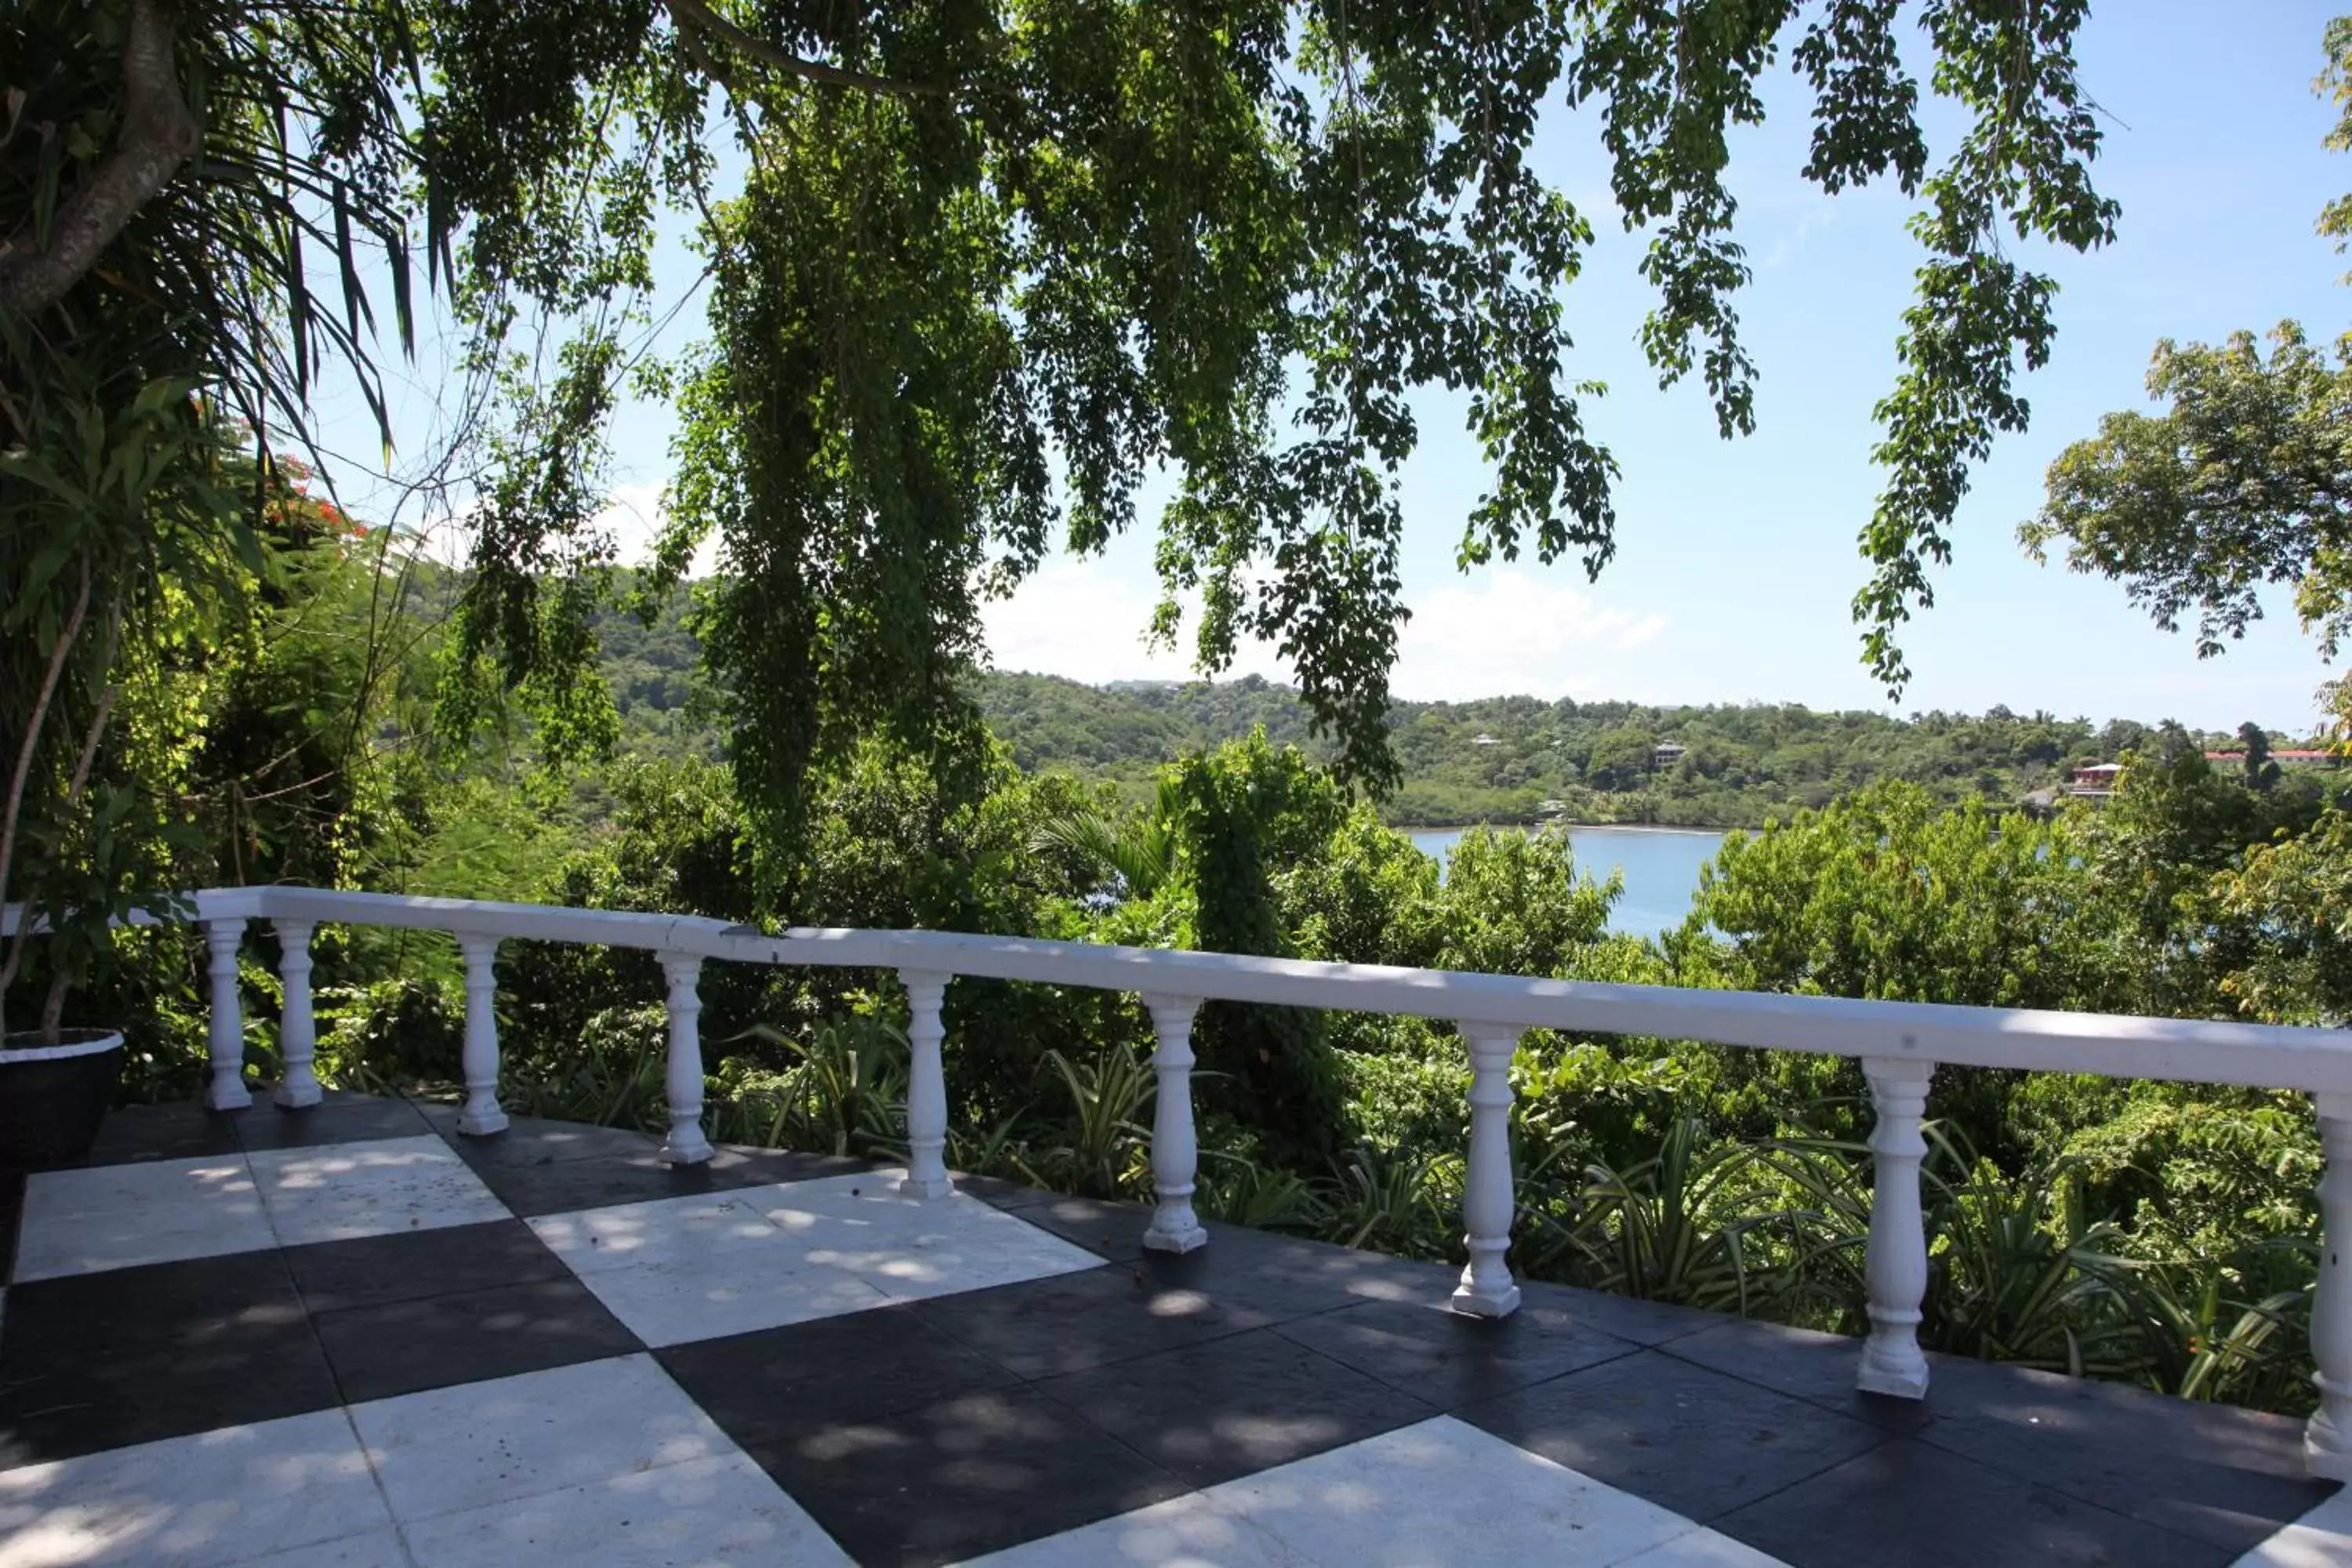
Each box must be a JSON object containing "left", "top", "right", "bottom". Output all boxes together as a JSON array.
[{"left": 11, "top": 883, "right": 2352, "bottom": 1479}]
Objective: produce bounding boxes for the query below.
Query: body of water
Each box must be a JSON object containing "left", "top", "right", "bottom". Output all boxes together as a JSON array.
[{"left": 1407, "top": 825, "right": 1727, "bottom": 937}]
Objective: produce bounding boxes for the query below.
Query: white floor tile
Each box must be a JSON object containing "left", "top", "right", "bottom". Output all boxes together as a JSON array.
[
  {"left": 752, "top": 1171, "right": 1105, "bottom": 1301},
  {"left": 349, "top": 1356, "right": 735, "bottom": 1524},
  {"left": 241, "top": 1529, "right": 412, "bottom": 1567},
  {"left": 564, "top": 1248, "right": 896, "bottom": 1347},
  {"left": 0, "top": 1409, "right": 390, "bottom": 1568},
  {"left": 247, "top": 1137, "right": 510, "bottom": 1247},
  {"left": 526, "top": 1191, "right": 789, "bottom": 1276},
  {"left": 402, "top": 1452, "right": 853, "bottom": 1567},
  {"left": 1613, "top": 1531, "right": 1791, "bottom": 1567},
  {"left": 956, "top": 1490, "right": 1314, "bottom": 1567},
  {"left": 1211, "top": 1417, "right": 1702, "bottom": 1566},
  {"left": 530, "top": 1175, "right": 1090, "bottom": 1345},
  {"left": 13, "top": 1155, "right": 273, "bottom": 1280},
  {"left": 2233, "top": 1486, "right": 2352, "bottom": 1567},
  {"left": 960, "top": 1417, "right": 1773, "bottom": 1568}
]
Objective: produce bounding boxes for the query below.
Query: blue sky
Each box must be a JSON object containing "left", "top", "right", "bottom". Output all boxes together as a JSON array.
[{"left": 331, "top": 3, "right": 2352, "bottom": 734}]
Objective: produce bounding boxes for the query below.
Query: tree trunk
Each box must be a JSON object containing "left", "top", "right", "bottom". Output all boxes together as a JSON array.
[{"left": 0, "top": 0, "right": 199, "bottom": 317}]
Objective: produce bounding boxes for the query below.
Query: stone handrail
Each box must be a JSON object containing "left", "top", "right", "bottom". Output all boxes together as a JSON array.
[{"left": 10, "top": 884, "right": 2352, "bottom": 1478}]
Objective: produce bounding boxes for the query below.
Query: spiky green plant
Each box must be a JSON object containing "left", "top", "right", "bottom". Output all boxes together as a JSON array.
[
  {"left": 1033, "top": 1042, "right": 1156, "bottom": 1199},
  {"left": 1323, "top": 1143, "right": 1460, "bottom": 1258}
]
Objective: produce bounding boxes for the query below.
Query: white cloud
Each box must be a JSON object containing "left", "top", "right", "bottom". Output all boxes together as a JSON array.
[
  {"left": 593, "top": 481, "right": 667, "bottom": 561},
  {"left": 593, "top": 482, "right": 722, "bottom": 578},
  {"left": 979, "top": 556, "right": 1289, "bottom": 684},
  {"left": 982, "top": 557, "right": 1669, "bottom": 702},
  {"left": 1392, "top": 569, "right": 1668, "bottom": 701}
]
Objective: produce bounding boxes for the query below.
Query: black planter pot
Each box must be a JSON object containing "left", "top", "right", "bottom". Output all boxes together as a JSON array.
[{"left": 0, "top": 1029, "right": 125, "bottom": 1171}]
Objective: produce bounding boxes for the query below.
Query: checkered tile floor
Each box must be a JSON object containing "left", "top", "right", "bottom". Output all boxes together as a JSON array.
[{"left": 0, "top": 1092, "right": 2342, "bottom": 1566}]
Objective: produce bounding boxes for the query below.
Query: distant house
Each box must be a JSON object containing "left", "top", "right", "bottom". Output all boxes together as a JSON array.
[
  {"left": 1470, "top": 733, "right": 1500, "bottom": 746},
  {"left": 1653, "top": 741, "right": 1687, "bottom": 767},
  {"left": 2066, "top": 762, "right": 2122, "bottom": 799}
]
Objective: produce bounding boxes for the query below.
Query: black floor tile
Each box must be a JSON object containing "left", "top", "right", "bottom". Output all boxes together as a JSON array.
[
  {"left": 284, "top": 1220, "right": 571, "bottom": 1315},
  {"left": 78, "top": 1100, "right": 245, "bottom": 1167},
  {"left": 1, "top": 1245, "right": 302, "bottom": 1355},
  {"left": 991, "top": 1193, "right": 1152, "bottom": 1261},
  {"left": 745, "top": 1385, "right": 1185, "bottom": 1567},
  {"left": 235, "top": 1091, "right": 436, "bottom": 1152},
  {"left": 0, "top": 1250, "right": 337, "bottom": 1465},
  {"left": 1273, "top": 1295, "right": 1640, "bottom": 1408},
  {"left": 1036, "top": 1326, "right": 1439, "bottom": 1488},
  {"left": 1663, "top": 1316, "right": 1938, "bottom": 1434},
  {"left": 1457, "top": 1348, "right": 1889, "bottom": 1523},
  {"left": 1902, "top": 1353, "right": 2336, "bottom": 1552},
  {"left": 1515, "top": 1277, "right": 1728, "bottom": 1347},
  {"left": 659, "top": 1305, "right": 1020, "bottom": 1451},
  {"left": 437, "top": 1149, "right": 699, "bottom": 1218},
  {"left": 953, "top": 1172, "right": 1055, "bottom": 1211},
  {"left": 312, "top": 1276, "right": 641, "bottom": 1403},
  {"left": 1715, "top": 1437, "right": 2232, "bottom": 1568},
  {"left": 452, "top": 1136, "right": 874, "bottom": 1218},
  {"left": 0, "top": 1170, "right": 21, "bottom": 1282},
  {"left": 1155, "top": 1221, "right": 1460, "bottom": 1318},
  {"left": 908, "top": 1262, "right": 1281, "bottom": 1379}
]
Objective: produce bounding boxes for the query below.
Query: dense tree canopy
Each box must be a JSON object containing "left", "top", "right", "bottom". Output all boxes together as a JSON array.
[{"left": 4, "top": 0, "right": 2129, "bottom": 921}]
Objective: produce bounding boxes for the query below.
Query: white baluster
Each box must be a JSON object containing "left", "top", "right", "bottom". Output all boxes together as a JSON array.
[
  {"left": 899, "top": 970, "right": 952, "bottom": 1198},
  {"left": 272, "top": 919, "right": 321, "bottom": 1109},
  {"left": 204, "top": 917, "right": 252, "bottom": 1111},
  {"left": 1451, "top": 1022, "right": 1523, "bottom": 1318},
  {"left": 2309, "top": 1091, "right": 2352, "bottom": 1480},
  {"left": 658, "top": 952, "right": 713, "bottom": 1166},
  {"left": 1858, "top": 1056, "right": 1935, "bottom": 1399},
  {"left": 1142, "top": 995, "right": 1206, "bottom": 1254},
  {"left": 456, "top": 935, "right": 508, "bottom": 1135}
]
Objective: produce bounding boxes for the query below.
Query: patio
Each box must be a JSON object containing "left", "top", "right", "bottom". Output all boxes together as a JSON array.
[{"left": 0, "top": 1089, "right": 2344, "bottom": 1568}]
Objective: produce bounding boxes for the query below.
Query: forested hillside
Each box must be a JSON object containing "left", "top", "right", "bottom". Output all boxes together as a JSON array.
[
  {"left": 972, "top": 671, "right": 2214, "bottom": 826},
  {"left": 596, "top": 595, "right": 2264, "bottom": 827}
]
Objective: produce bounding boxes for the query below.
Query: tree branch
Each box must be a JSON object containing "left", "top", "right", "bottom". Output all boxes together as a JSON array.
[
  {"left": 0, "top": 0, "right": 201, "bottom": 316},
  {"left": 663, "top": 0, "right": 949, "bottom": 100}
]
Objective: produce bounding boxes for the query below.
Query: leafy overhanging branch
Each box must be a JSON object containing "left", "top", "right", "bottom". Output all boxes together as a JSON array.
[{"left": 662, "top": 0, "right": 947, "bottom": 99}]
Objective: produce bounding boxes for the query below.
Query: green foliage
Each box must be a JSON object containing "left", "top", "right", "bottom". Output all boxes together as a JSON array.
[
  {"left": 710, "top": 1018, "right": 909, "bottom": 1160},
  {"left": 1172, "top": 732, "right": 1345, "bottom": 1167},
  {"left": 2210, "top": 810, "right": 2352, "bottom": 1025},
  {"left": 2025, "top": 323, "right": 2352, "bottom": 671},
  {"left": 317, "top": 975, "right": 465, "bottom": 1092},
  {"left": 1432, "top": 826, "right": 1616, "bottom": 978},
  {"left": 1028, "top": 1043, "right": 1156, "bottom": 1201},
  {"left": 1683, "top": 783, "right": 2103, "bottom": 1010},
  {"left": 1281, "top": 803, "right": 1443, "bottom": 967},
  {"left": 1, "top": 0, "right": 424, "bottom": 1034},
  {"left": 1325, "top": 1144, "right": 1458, "bottom": 1260},
  {"left": 1028, "top": 778, "right": 1181, "bottom": 902},
  {"left": 503, "top": 1003, "right": 671, "bottom": 1130},
  {"left": 1537, "top": 1117, "right": 1777, "bottom": 1315},
  {"left": 1334, "top": 1040, "right": 1466, "bottom": 1156}
]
